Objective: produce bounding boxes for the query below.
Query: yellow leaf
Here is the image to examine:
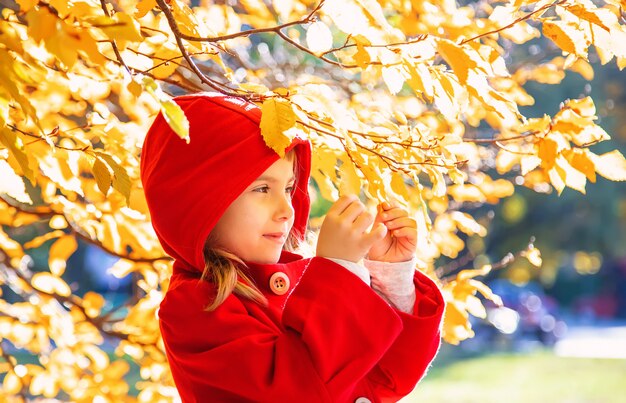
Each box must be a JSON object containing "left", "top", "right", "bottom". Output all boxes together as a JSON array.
[
  {"left": 0, "top": 227, "right": 24, "bottom": 259},
  {"left": 306, "top": 21, "right": 333, "bottom": 56},
  {"left": 81, "top": 344, "right": 110, "bottom": 371},
  {"left": 448, "top": 184, "right": 486, "bottom": 203},
  {"left": 39, "top": 149, "right": 84, "bottom": 196},
  {"left": 135, "top": 0, "right": 156, "bottom": 18},
  {"left": 23, "top": 230, "right": 65, "bottom": 249},
  {"left": 142, "top": 76, "right": 190, "bottom": 142},
  {"left": 94, "top": 152, "right": 132, "bottom": 204},
  {"left": 450, "top": 212, "right": 487, "bottom": 236},
  {"left": 456, "top": 265, "right": 493, "bottom": 282},
  {"left": 0, "top": 159, "right": 32, "bottom": 204},
  {"left": 389, "top": 171, "right": 410, "bottom": 204},
  {"left": 538, "top": 138, "right": 558, "bottom": 169},
  {"left": 441, "top": 301, "right": 473, "bottom": 344},
  {"left": 523, "top": 247, "right": 543, "bottom": 267},
  {"left": 92, "top": 156, "right": 112, "bottom": 195},
  {"left": 556, "top": 154, "right": 586, "bottom": 194},
  {"left": 352, "top": 43, "right": 371, "bottom": 69},
  {"left": 437, "top": 38, "right": 479, "bottom": 84},
  {"left": 16, "top": 0, "right": 38, "bottom": 12},
  {"left": 3, "top": 371, "right": 22, "bottom": 395},
  {"left": 496, "top": 146, "right": 520, "bottom": 174},
  {"left": 29, "top": 371, "right": 59, "bottom": 398},
  {"left": 588, "top": 150, "right": 626, "bottom": 181},
  {"left": 31, "top": 272, "right": 71, "bottom": 297},
  {"left": 240, "top": 0, "right": 273, "bottom": 21},
  {"left": 567, "top": 58, "right": 594, "bottom": 80},
  {"left": 565, "top": 4, "right": 611, "bottom": 32},
  {"left": 542, "top": 20, "right": 590, "bottom": 59},
  {"left": 520, "top": 155, "right": 541, "bottom": 175},
  {"left": 83, "top": 291, "right": 106, "bottom": 318},
  {"left": 406, "top": 62, "right": 434, "bottom": 100},
  {"left": 102, "top": 214, "right": 122, "bottom": 253},
  {"left": 260, "top": 97, "right": 297, "bottom": 157},
  {"left": 382, "top": 65, "right": 407, "bottom": 95},
  {"left": 565, "top": 149, "right": 596, "bottom": 182},
  {"left": 49, "top": 215, "right": 68, "bottom": 230},
  {"left": 0, "top": 51, "right": 40, "bottom": 127},
  {"left": 89, "top": 12, "right": 143, "bottom": 46},
  {"left": 565, "top": 96, "right": 596, "bottom": 117},
  {"left": 26, "top": 7, "right": 58, "bottom": 44},
  {"left": 0, "top": 127, "right": 35, "bottom": 184},
  {"left": 338, "top": 157, "right": 361, "bottom": 196},
  {"left": 324, "top": 0, "right": 397, "bottom": 43},
  {"left": 548, "top": 164, "right": 566, "bottom": 195},
  {"left": 48, "top": 235, "right": 78, "bottom": 277}
]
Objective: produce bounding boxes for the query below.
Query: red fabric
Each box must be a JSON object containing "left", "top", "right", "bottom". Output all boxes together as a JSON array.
[{"left": 140, "top": 92, "right": 445, "bottom": 402}]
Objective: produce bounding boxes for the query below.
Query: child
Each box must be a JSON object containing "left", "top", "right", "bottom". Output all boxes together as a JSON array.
[{"left": 140, "top": 92, "right": 444, "bottom": 403}]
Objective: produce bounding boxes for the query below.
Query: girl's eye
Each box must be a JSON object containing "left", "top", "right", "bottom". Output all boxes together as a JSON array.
[{"left": 253, "top": 184, "right": 294, "bottom": 194}]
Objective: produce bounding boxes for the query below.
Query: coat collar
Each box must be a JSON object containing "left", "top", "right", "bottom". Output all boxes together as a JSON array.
[{"left": 244, "top": 251, "right": 310, "bottom": 307}]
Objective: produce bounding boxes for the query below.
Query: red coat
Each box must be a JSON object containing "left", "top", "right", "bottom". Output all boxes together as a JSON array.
[
  {"left": 158, "top": 251, "right": 444, "bottom": 402},
  {"left": 141, "top": 93, "right": 445, "bottom": 402}
]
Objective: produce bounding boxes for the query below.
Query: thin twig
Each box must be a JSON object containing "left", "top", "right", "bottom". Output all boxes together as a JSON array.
[
  {"left": 174, "top": 1, "right": 325, "bottom": 43},
  {"left": 460, "top": 0, "right": 567, "bottom": 45},
  {"left": 99, "top": 0, "right": 132, "bottom": 75},
  {"left": 8, "top": 124, "right": 90, "bottom": 151},
  {"left": 154, "top": 0, "right": 243, "bottom": 97}
]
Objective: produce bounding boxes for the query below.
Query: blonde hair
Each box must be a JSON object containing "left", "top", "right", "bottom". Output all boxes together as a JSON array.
[{"left": 201, "top": 149, "right": 304, "bottom": 311}]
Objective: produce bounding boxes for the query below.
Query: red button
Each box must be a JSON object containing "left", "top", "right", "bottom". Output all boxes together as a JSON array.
[{"left": 269, "top": 272, "right": 290, "bottom": 296}]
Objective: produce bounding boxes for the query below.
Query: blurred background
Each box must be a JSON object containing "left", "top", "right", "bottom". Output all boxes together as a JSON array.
[{"left": 400, "top": 50, "right": 626, "bottom": 402}]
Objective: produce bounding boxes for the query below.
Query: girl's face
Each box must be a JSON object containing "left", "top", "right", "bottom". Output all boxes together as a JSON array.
[{"left": 210, "top": 157, "right": 296, "bottom": 264}]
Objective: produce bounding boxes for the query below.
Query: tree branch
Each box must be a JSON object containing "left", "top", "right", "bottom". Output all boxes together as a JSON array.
[
  {"left": 173, "top": 1, "right": 325, "bottom": 43},
  {"left": 154, "top": 0, "right": 245, "bottom": 98},
  {"left": 460, "top": 0, "right": 567, "bottom": 45},
  {"left": 99, "top": 0, "right": 132, "bottom": 75}
]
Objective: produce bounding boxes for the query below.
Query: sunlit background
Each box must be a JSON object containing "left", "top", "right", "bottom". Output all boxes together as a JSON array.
[{"left": 401, "top": 47, "right": 626, "bottom": 402}]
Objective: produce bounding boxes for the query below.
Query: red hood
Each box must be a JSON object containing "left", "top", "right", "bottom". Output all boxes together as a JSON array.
[{"left": 140, "top": 92, "right": 311, "bottom": 273}]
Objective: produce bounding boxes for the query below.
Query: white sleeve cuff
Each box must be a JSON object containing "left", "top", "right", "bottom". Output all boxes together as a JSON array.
[
  {"left": 326, "top": 258, "right": 371, "bottom": 286},
  {"left": 364, "top": 258, "right": 417, "bottom": 313}
]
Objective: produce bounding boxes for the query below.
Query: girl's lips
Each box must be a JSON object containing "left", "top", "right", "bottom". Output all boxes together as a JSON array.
[{"left": 263, "top": 234, "right": 286, "bottom": 244}]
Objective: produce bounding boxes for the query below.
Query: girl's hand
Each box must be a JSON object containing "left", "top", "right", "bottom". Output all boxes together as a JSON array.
[
  {"left": 367, "top": 202, "right": 417, "bottom": 263},
  {"left": 316, "top": 195, "right": 388, "bottom": 263}
]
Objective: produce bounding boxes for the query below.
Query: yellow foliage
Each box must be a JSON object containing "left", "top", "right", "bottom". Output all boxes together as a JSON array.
[{"left": 0, "top": 0, "right": 624, "bottom": 399}]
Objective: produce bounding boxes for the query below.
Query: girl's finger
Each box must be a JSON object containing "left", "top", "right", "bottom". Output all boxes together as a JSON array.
[
  {"left": 381, "top": 199, "right": 402, "bottom": 211},
  {"left": 364, "top": 222, "right": 387, "bottom": 244},
  {"left": 353, "top": 211, "right": 374, "bottom": 232},
  {"left": 379, "top": 206, "right": 409, "bottom": 222},
  {"left": 390, "top": 227, "right": 417, "bottom": 243},
  {"left": 384, "top": 217, "right": 417, "bottom": 230},
  {"left": 327, "top": 194, "right": 359, "bottom": 216},
  {"left": 341, "top": 200, "right": 367, "bottom": 223}
]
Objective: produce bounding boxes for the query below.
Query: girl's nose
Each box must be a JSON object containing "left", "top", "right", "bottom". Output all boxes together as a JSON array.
[{"left": 274, "top": 193, "right": 294, "bottom": 221}]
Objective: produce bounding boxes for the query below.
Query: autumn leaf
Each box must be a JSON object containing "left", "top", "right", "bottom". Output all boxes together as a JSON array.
[
  {"left": 48, "top": 235, "right": 78, "bottom": 277},
  {"left": 542, "top": 20, "right": 590, "bottom": 59},
  {"left": 522, "top": 247, "right": 543, "bottom": 267},
  {"left": 31, "top": 272, "right": 71, "bottom": 297},
  {"left": 0, "top": 160, "right": 32, "bottom": 204},
  {"left": 306, "top": 21, "right": 333, "bottom": 56},
  {"left": 260, "top": 97, "right": 298, "bottom": 157},
  {"left": 141, "top": 76, "right": 190, "bottom": 142},
  {"left": 588, "top": 150, "right": 626, "bottom": 181},
  {"left": 92, "top": 156, "right": 112, "bottom": 195}
]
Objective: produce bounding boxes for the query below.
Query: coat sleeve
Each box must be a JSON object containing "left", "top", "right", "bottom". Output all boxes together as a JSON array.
[
  {"left": 158, "top": 257, "right": 404, "bottom": 402},
  {"left": 366, "top": 270, "right": 445, "bottom": 402}
]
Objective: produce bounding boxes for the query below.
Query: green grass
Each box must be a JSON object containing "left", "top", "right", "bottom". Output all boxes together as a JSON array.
[{"left": 401, "top": 349, "right": 626, "bottom": 403}]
